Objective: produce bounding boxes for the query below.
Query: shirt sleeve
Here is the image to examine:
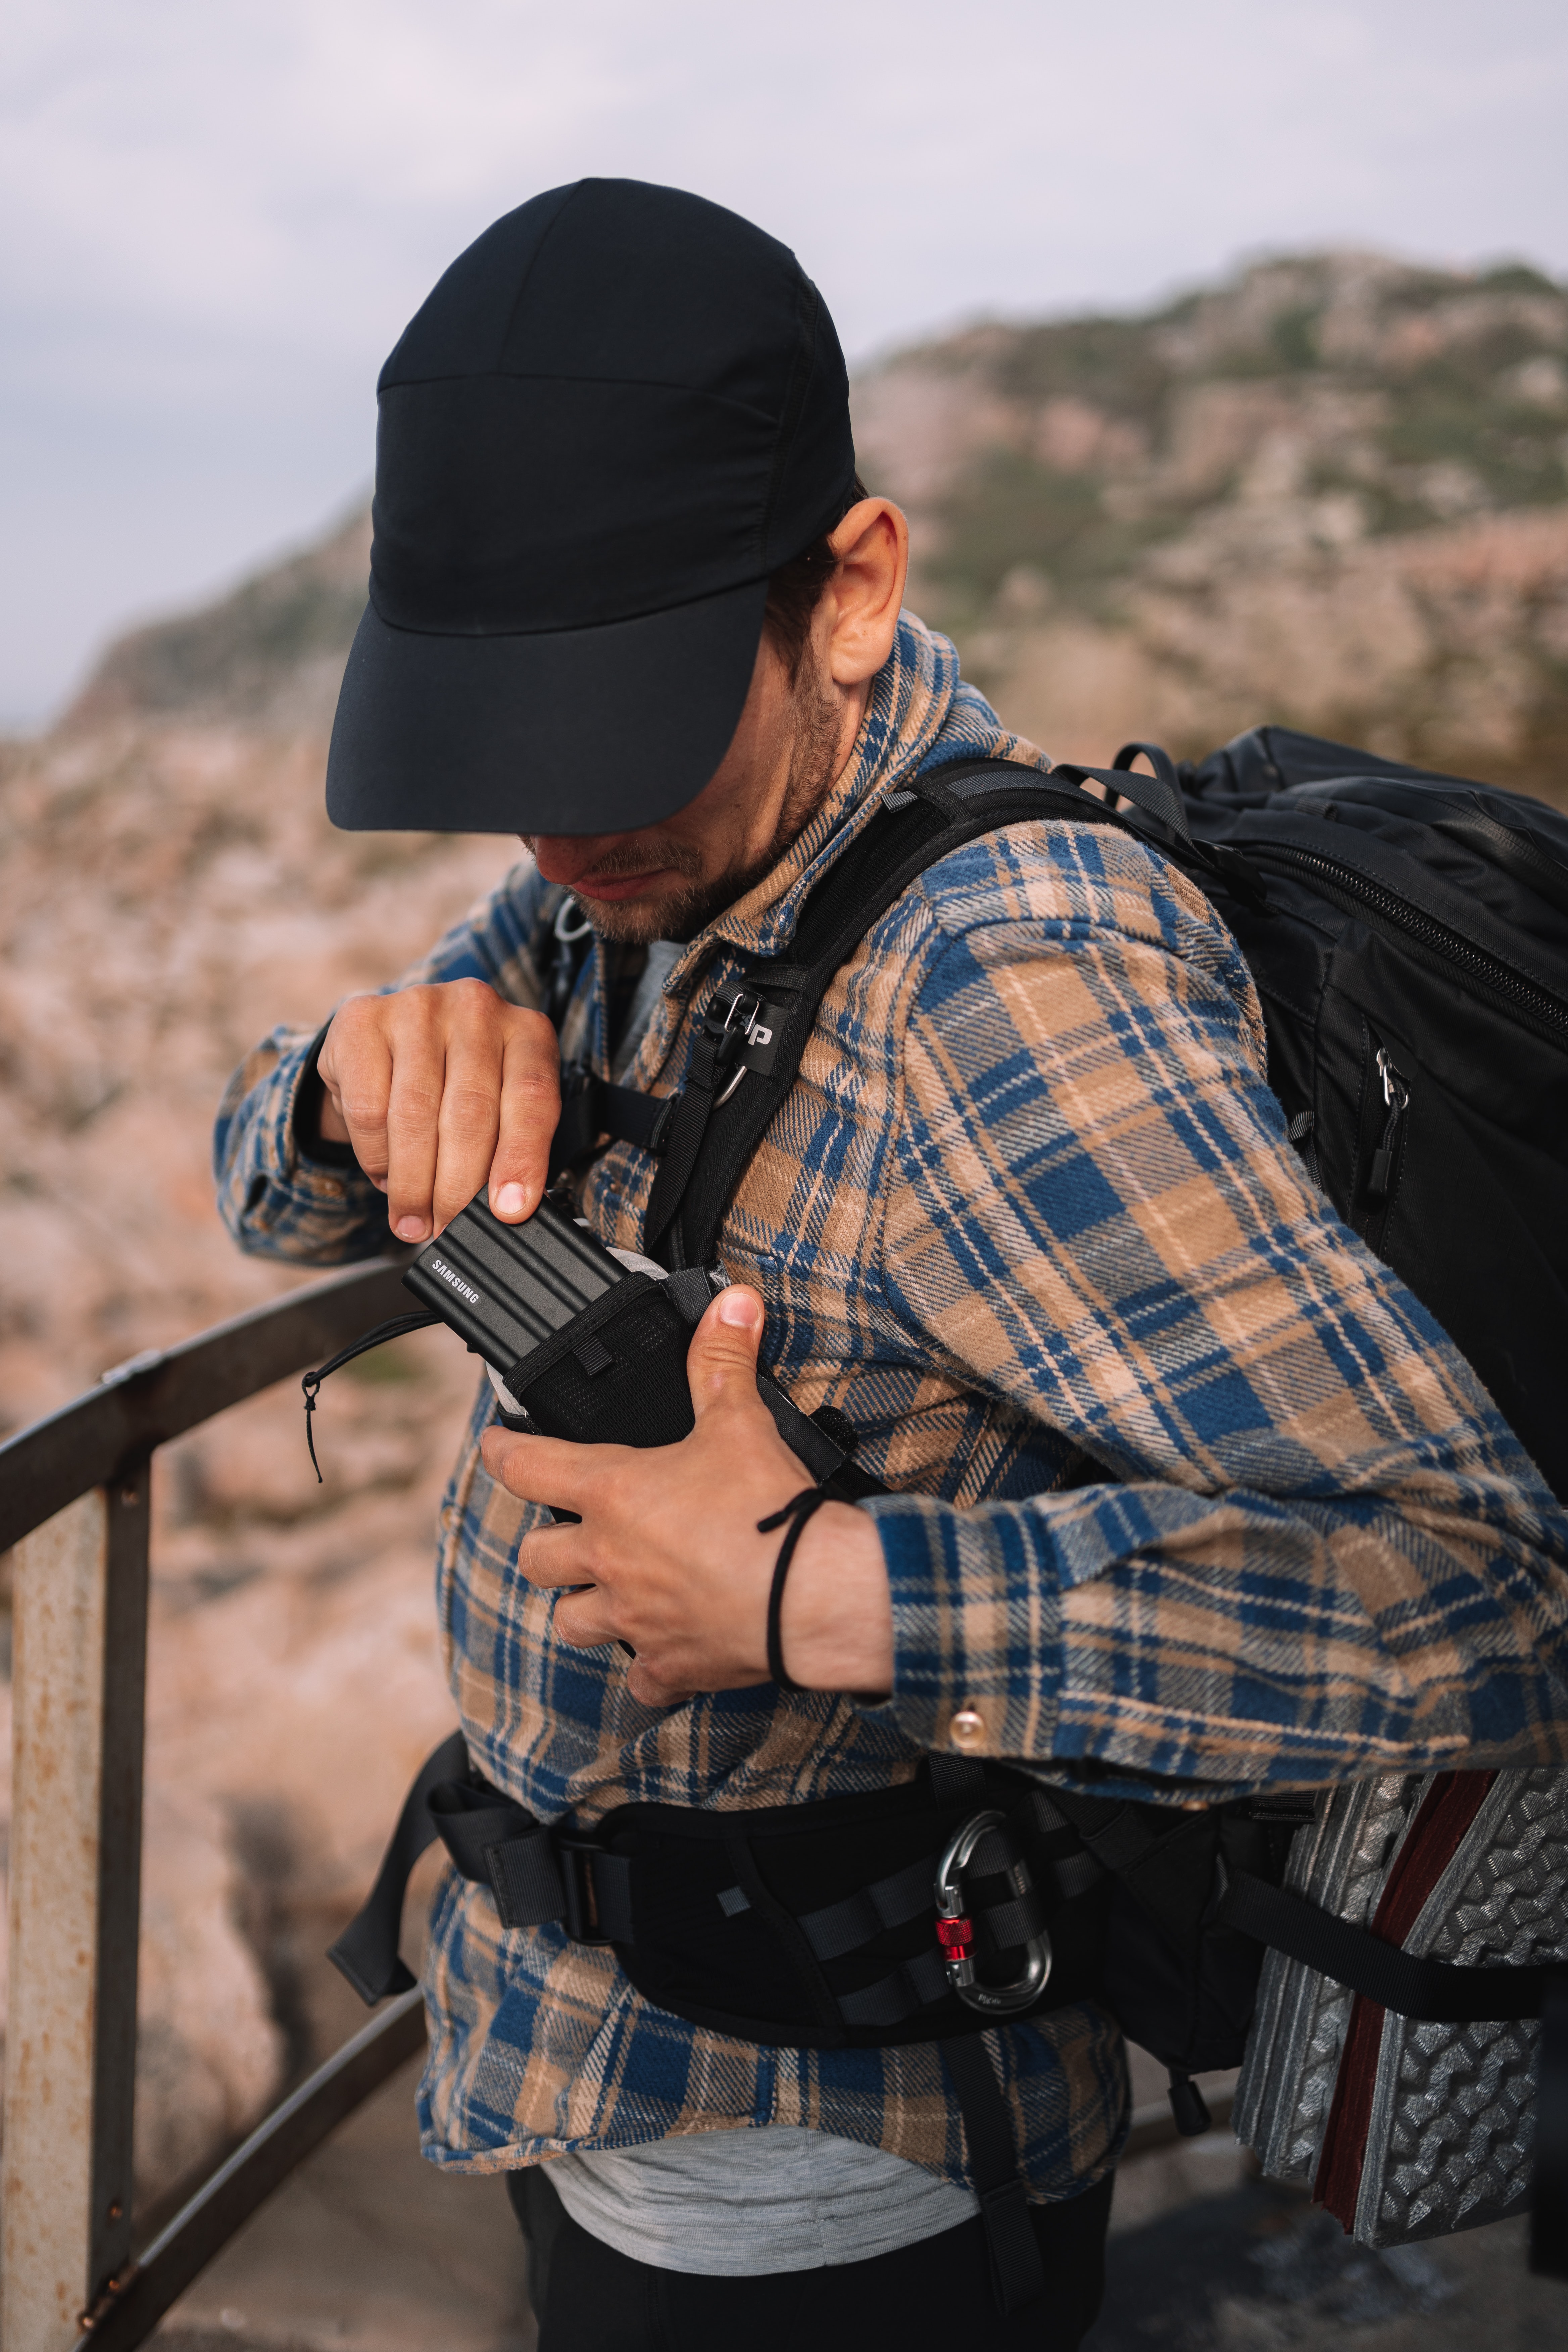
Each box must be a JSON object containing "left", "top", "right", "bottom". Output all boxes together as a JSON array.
[
  {"left": 212, "top": 860, "right": 555, "bottom": 1263},
  {"left": 862, "top": 854, "right": 1568, "bottom": 1800}
]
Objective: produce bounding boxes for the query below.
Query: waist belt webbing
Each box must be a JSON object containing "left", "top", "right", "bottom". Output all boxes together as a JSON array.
[
  {"left": 330, "top": 1739, "right": 1066, "bottom": 2034},
  {"left": 1218, "top": 1869, "right": 1558, "bottom": 2022},
  {"left": 328, "top": 1733, "right": 634, "bottom": 2003}
]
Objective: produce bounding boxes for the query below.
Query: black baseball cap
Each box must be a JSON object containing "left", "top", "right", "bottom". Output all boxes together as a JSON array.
[{"left": 326, "top": 179, "right": 858, "bottom": 836}]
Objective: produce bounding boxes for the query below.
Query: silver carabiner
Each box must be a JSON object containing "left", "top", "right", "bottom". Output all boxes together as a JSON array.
[{"left": 934, "top": 1809, "right": 1052, "bottom": 2016}]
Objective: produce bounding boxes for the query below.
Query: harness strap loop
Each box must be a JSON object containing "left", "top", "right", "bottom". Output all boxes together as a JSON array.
[
  {"left": 549, "top": 1061, "right": 678, "bottom": 1181},
  {"left": 642, "top": 986, "right": 754, "bottom": 1262},
  {"left": 1531, "top": 1972, "right": 1568, "bottom": 2278},
  {"left": 940, "top": 2035, "right": 1046, "bottom": 2314},
  {"left": 1220, "top": 1868, "right": 1556, "bottom": 2021},
  {"left": 326, "top": 1729, "right": 469, "bottom": 2002}
]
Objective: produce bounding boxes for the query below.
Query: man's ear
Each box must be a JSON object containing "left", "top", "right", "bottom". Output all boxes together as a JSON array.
[{"left": 821, "top": 498, "right": 910, "bottom": 687}]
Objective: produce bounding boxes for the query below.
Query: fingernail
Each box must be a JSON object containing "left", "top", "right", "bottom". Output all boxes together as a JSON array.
[
  {"left": 494, "top": 1182, "right": 527, "bottom": 1218},
  {"left": 716, "top": 1287, "right": 758, "bottom": 1328},
  {"left": 395, "top": 1215, "right": 428, "bottom": 1241}
]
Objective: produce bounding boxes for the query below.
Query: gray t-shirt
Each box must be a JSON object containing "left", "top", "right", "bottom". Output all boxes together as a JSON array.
[{"left": 546, "top": 2126, "right": 979, "bottom": 2275}]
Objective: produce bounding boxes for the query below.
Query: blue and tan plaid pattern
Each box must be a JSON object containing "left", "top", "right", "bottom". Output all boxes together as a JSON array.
[{"left": 216, "top": 613, "right": 1568, "bottom": 2195}]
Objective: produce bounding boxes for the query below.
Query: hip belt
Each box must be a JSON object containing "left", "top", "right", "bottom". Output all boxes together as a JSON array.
[
  {"left": 330, "top": 1740, "right": 1105, "bottom": 2318},
  {"left": 329, "top": 1736, "right": 1101, "bottom": 2046}
]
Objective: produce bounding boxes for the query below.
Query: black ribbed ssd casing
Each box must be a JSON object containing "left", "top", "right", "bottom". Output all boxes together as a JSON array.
[{"left": 402, "top": 1193, "right": 624, "bottom": 1372}]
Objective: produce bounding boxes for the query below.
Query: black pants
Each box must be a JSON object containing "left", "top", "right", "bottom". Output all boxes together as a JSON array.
[{"left": 508, "top": 2165, "right": 1113, "bottom": 2351}]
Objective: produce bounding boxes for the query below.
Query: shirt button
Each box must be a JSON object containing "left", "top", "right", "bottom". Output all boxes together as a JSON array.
[{"left": 949, "top": 1708, "right": 986, "bottom": 1752}]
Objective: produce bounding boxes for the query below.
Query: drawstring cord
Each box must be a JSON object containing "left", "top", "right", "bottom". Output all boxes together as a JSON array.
[{"left": 300, "top": 1311, "right": 440, "bottom": 1481}]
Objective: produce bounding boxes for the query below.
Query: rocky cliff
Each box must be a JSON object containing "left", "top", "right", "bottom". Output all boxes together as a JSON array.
[
  {"left": 855, "top": 249, "right": 1568, "bottom": 795},
  {"left": 4, "top": 244, "right": 1564, "bottom": 2210},
  {"left": 0, "top": 722, "right": 509, "bottom": 2200}
]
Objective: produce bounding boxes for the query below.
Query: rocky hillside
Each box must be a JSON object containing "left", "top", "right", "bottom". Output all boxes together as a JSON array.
[
  {"left": 856, "top": 249, "right": 1568, "bottom": 794},
  {"left": 5, "top": 243, "right": 1566, "bottom": 2216},
  {"left": 65, "top": 505, "right": 373, "bottom": 736},
  {"left": 0, "top": 723, "right": 511, "bottom": 2203}
]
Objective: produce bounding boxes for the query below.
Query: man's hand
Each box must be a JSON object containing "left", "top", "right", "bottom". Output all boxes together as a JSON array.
[
  {"left": 316, "top": 980, "right": 560, "bottom": 1242},
  {"left": 480, "top": 1286, "right": 893, "bottom": 1708}
]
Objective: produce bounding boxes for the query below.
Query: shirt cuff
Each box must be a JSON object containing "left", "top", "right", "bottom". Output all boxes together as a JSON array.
[
  {"left": 292, "top": 1022, "right": 360, "bottom": 1171},
  {"left": 858, "top": 1492, "right": 1065, "bottom": 1761}
]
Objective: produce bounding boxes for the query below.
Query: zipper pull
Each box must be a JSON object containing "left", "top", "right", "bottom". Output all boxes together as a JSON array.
[{"left": 1368, "top": 1047, "right": 1409, "bottom": 1199}]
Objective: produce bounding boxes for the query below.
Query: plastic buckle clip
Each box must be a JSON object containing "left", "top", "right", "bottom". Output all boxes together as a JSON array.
[
  {"left": 707, "top": 988, "right": 765, "bottom": 1107},
  {"left": 935, "top": 1809, "right": 1053, "bottom": 2016},
  {"left": 556, "top": 1833, "right": 611, "bottom": 1944}
]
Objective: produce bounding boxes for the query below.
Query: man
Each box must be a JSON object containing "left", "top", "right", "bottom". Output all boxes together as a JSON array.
[{"left": 216, "top": 181, "right": 1568, "bottom": 2350}]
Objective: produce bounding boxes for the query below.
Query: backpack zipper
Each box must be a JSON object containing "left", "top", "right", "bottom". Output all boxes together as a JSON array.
[
  {"left": 1368, "top": 1047, "right": 1408, "bottom": 1200},
  {"left": 1242, "top": 842, "right": 1568, "bottom": 1039}
]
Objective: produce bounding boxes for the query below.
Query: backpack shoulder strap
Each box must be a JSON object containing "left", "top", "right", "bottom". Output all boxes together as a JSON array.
[{"left": 646, "top": 758, "right": 1133, "bottom": 1267}]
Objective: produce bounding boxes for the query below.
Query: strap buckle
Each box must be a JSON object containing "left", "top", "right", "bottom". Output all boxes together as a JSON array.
[
  {"left": 935, "top": 1809, "right": 1053, "bottom": 2016},
  {"left": 556, "top": 1832, "right": 613, "bottom": 1944},
  {"left": 701, "top": 987, "right": 766, "bottom": 1107},
  {"left": 701, "top": 987, "right": 763, "bottom": 1057}
]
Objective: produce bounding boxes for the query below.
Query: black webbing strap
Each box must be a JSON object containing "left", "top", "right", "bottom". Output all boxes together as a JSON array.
[
  {"left": 550, "top": 1062, "right": 677, "bottom": 1180},
  {"left": 328, "top": 1730, "right": 469, "bottom": 2002},
  {"left": 1219, "top": 1869, "right": 1558, "bottom": 2021},
  {"left": 1052, "top": 747, "right": 1268, "bottom": 913},
  {"left": 941, "top": 2034, "right": 1046, "bottom": 2314},
  {"left": 425, "top": 1779, "right": 569, "bottom": 1927},
  {"left": 792, "top": 1825, "right": 1049, "bottom": 2032},
  {"left": 835, "top": 1945, "right": 950, "bottom": 2026},
  {"left": 1044, "top": 1793, "right": 1167, "bottom": 1877},
  {"left": 661, "top": 764, "right": 1132, "bottom": 1271},
  {"left": 799, "top": 1855, "right": 936, "bottom": 1960},
  {"left": 1532, "top": 1973, "right": 1568, "bottom": 2279},
  {"left": 642, "top": 986, "right": 761, "bottom": 1261},
  {"left": 329, "top": 1733, "right": 637, "bottom": 2004}
]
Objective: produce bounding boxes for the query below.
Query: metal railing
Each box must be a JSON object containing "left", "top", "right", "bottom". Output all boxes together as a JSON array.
[{"left": 0, "top": 1258, "right": 421, "bottom": 2351}]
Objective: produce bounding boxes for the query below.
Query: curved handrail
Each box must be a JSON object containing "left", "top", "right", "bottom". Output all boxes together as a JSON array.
[
  {"left": 74, "top": 1992, "right": 428, "bottom": 2351},
  {"left": 0, "top": 1254, "right": 412, "bottom": 1555},
  {"left": 1, "top": 1254, "right": 423, "bottom": 2349}
]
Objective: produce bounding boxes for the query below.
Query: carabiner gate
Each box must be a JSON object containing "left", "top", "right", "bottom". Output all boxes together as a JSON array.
[{"left": 934, "top": 1808, "right": 1052, "bottom": 2016}]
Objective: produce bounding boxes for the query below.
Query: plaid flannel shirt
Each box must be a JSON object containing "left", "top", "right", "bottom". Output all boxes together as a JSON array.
[{"left": 215, "top": 613, "right": 1568, "bottom": 2200}]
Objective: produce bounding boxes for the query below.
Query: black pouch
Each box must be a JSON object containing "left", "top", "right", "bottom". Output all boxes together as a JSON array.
[
  {"left": 400, "top": 1191, "right": 872, "bottom": 1491},
  {"left": 495, "top": 1272, "right": 705, "bottom": 1448}
]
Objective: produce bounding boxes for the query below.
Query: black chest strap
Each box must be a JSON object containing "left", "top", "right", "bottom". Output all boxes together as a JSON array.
[{"left": 642, "top": 761, "right": 1137, "bottom": 1267}]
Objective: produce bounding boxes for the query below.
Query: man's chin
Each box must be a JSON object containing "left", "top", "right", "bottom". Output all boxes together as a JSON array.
[{"left": 578, "top": 879, "right": 710, "bottom": 946}]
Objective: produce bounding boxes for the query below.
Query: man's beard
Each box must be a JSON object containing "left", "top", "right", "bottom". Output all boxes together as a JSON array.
[{"left": 541, "top": 660, "right": 845, "bottom": 947}]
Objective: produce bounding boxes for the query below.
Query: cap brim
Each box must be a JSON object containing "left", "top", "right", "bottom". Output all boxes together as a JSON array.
[{"left": 325, "top": 576, "right": 769, "bottom": 834}]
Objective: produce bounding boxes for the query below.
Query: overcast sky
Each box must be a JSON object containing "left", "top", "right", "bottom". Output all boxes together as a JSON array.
[{"left": 4, "top": 0, "right": 1567, "bottom": 728}]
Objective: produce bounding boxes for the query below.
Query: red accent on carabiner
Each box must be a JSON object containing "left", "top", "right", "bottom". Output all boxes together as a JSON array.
[{"left": 936, "top": 1915, "right": 974, "bottom": 1951}]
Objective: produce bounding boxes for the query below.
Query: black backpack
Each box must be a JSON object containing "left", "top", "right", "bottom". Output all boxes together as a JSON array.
[
  {"left": 1125, "top": 725, "right": 1568, "bottom": 1502},
  {"left": 582, "top": 722, "right": 1568, "bottom": 1501}
]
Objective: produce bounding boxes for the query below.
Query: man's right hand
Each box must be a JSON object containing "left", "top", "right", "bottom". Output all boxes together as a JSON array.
[{"left": 315, "top": 981, "right": 560, "bottom": 1242}]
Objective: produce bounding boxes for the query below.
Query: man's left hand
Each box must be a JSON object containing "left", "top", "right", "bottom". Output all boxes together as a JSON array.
[{"left": 480, "top": 1286, "right": 894, "bottom": 1709}]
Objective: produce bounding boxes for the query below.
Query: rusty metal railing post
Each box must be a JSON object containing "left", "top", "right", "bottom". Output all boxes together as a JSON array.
[
  {"left": 4, "top": 1462, "right": 149, "bottom": 2349},
  {"left": 0, "top": 1258, "right": 415, "bottom": 2352}
]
